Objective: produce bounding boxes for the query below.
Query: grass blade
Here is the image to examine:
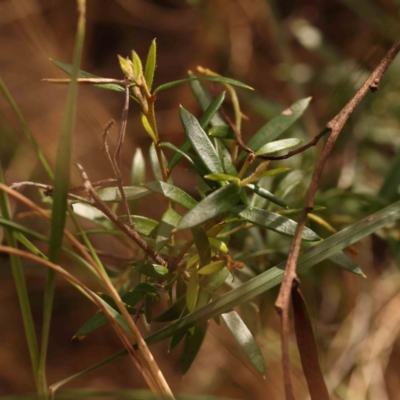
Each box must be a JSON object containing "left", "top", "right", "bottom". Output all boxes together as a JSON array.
[{"left": 39, "top": 1, "right": 86, "bottom": 394}]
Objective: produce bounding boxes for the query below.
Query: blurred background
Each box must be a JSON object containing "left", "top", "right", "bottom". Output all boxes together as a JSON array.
[{"left": 1, "top": 0, "right": 400, "bottom": 399}]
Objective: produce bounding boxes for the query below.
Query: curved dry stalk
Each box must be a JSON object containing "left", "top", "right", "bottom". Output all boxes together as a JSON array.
[
  {"left": 274, "top": 39, "right": 400, "bottom": 400},
  {"left": 0, "top": 183, "right": 174, "bottom": 398}
]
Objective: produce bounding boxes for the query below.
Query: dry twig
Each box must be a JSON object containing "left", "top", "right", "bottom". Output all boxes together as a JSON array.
[{"left": 274, "top": 39, "right": 400, "bottom": 400}]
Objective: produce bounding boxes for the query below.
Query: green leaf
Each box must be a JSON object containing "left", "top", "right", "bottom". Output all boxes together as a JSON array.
[
  {"left": 258, "top": 167, "right": 291, "bottom": 178},
  {"left": 132, "top": 264, "right": 170, "bottom": 280},
  {"left": 75, "top": 283, "right": 157, "bottom": 337},
  {"left": 119, "top": 215, "right": 158, "bottom": 237},
  {"left": 132, "top": 51, "right": 143, "bottom": 81},
  {"left": 221, "top": 311, "right": 265, "bottom": 375},
  {"left": 149, "top": 143, "right": 164, "bottom": 182},
  {"left": 169, "top": 331, "right": 187, "bottom": 352},
  {"left": 254, "top": 138, "right": 303, "bottom": 156},
  {"left": 154, "top": 76, "right": 253, "bottom": 94},
  {"left": 181, "top": 322, "right": 208, "bottom": 374},
  {"left": 178, "top": 183, "right": 241, "bottom": 230},
  {"left": 131, "top": 148, "right": 146, "bottom": 186},
  {"left": 160, "top": 142, "right": 194, "bottom": 166},
  {"left": 242, "top": 97, "right": 311, "bottom": 159},
  {"left": 180, "top": 107, "right": 223, "bottom": 175},
  {"left": 192, "top": 227, "right": 211, "bottom": 267},
  {"left": 208, "top": 126, "right": 235, "bottom": 139},
  {"left": 118, "top": 55, "right": 135, "bottom": 80},
  {"left": 379, "top": 148, "right": 400, "bottom": 203},
  {"left": 328, "top": 252, "right": 365, "bottom": 276},
  {"left": 96, "top": 186, "right": 151, "bottom": 202},
  {"left": 186, "top": 270, "right": 200, "bottom": 312},
  {"left": 144, "top": 39, "right": 157, "bottom": 90},
  {"left": 202, "top": 267, "right": 230, "bottom": 292},
  {"left": 208, "top": 238, "right": 229, "bottom": 254},
  {"left": 153, "top": 295, "right": 186, "bottom": 322},
  {"left": 167, "top": 140, "right": 192, "bottom": 172},
  {"left": 141, "top": 114, "right": 157, "bottom": 142},
  {"left": 198, "top": 260, "right": 226, "bottom": 275},
  {"left": 145, "top": 181, "right": 197, "bottom": 209},
  {"left": 232, "top": 206, "right": 320, "bottom": 241},
  {"left": 246, "top": 184, "right": 288, "bottom": 208},
  {"left": 51, "top": 59, "right": 125, "bottom": 93},
  {"left": 155, "top": 208, "right": 181, "bottom": 251},
  {"left": 145, "top": 199, "right": 400, "bottom": 345},
  {"left": 198, "top": 92, "right": 226, "bottom": 129},
  {"left": 204, "top": 173, "right": 240, "bottom": 183}
]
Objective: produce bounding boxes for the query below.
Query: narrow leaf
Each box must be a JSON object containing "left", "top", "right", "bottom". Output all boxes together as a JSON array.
[
  {"left": 198, "top": 92, "right": 226, "bottom": 129},
  {"left": 232, "top": 206, "right": 320, "bottom": 241},
  {"left": 180, "top": 107, "right": 223, "bottom": 174},
  {"left": 255, "top": 138, "right": 303, "bottom": 156},
  {"left": 181, "top": 322, "right": 208, "bottom": 374},
  {"left": 160, "top": 142, "right": 194, "bottom": 166},
  {"left": 204, "top": 173, "right": 240, "bottom": 183},
  {"left": 242, "top": 97, "right": 312, "bottom": 159},
  {"left": 154, "top": 76, "right": 253, "bottom": 94},
  {"left": 118, "top": 55, "right": 134, "bottom": 80},
  {"left": 208, "top": 126, "right": 235, "bottom": 139},
  {"left": 153, "top": 295, "right": 186, "bottom": 322},
  {"left": 141, "top": 114, "right": 157, "bottom": 142},
  {"left": 132, "top": 264, "right": 170, "bottom": 280},
  {"left": 145, "top": 181, "right": 197, "bottom": 209},
  {"left": 198, "top": 260, "right": 226, "bottom": 275},
  {"left": 96, "top": 186, "right": 150, "bottom": 202},
  {"left": 221, "top": 310, "right": 265, "bottom": 375},
  {"left": 144, "top": 39, "right": 157, "bottom": 90},
  {"left": 192, "top": 227, "right": 211, "bottom": 267},
  {"left": 178, "top": 183, "right": 241, "bottom": 230},
  {"left": 156, "top": 208, "right": 181, "bottom": 251},
  {"left": 51, "top": 59, "right": 125, "bottom": 92},
  {"left": 131, "top": 51, "right": 143, "bottom": 81},
  {"left": 246, "top": 184, "right": 288, "bottom": 208},
  {"left": 258, "top": 168, "right": 291, "bottom": 178},
  {"left": 131, "top": 148, "right": 146, "bottom": 186},
  {"left": 186, "top": 270, "right": 199, "bottom": 312}
]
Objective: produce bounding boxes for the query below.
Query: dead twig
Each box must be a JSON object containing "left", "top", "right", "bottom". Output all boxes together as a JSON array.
[{"left": 274, "top": 39, "right": 400, "bottom": 400}]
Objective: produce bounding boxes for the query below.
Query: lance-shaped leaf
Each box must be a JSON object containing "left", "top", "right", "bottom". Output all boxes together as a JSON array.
[
  {"left": 208, "top": 126, "right": 236, "bottom": 139},
  {"left": 132, "top": 51, "right": 143, "bottom": 82},
  {"left": 145, "top": 181, "right": 197, "bottom": 209},
  {"left": 328, "top": 252, "right": 365, "bottom": 276},
  {"left": 131, "top": 263, "right": 170, "bottom": 280},
  {"left": 178, "top": 183, "right": 241, "bottom": 230},
  {"left": 204, "top": 173, "right": 240, "bottom": 183},
  {"left": 118, "top": 55, "right": 134, "bottom": 80},
  {"left": 186, "top": 270, "right": 199, "bottom": 312},
  {"left": 156, "top": 208, "right": 181, "bottom": 251},
  {"left": 180, "top": 107, "right": 223, "bottom": 175},
  {"left": 192, "top": 226, "right": 211, "bottom": 267},
  {"left": 198, "top": 260, "right": 227, "bottom": 275},
  {"left": 255, "top": 138, "right": 303, "bottom": 156},
  {"left": 153, "top": 295, "right": 186, "bottom": 322},
  {"left": 221, "top": 310, "right": 265, "bottom": 375},
  {"left": 51, "top": 59, "right": 125, "bottom": 92},
  {"left": 74, "top": 283, "right": 157, "bottom": 337},
  {"left": 232, "top": 206, "right": 320, "bottom": 241},
  {"left": 246, "top": 184, "right": 288, "bottom": 208},
  {"left": 241, "top": 97, "right": 311, "bottom": 159},
  {"left": 141, "top": 114, "right": 157, "bottom": 142},
  {"left": 96, "top": 186, "right": 150, "bottom": 202},
  {"left": 131, "top": 148, "right": 146, "bottom": 186},
  {"left": 198, "top": 91, "right": 226, "bottom": 128},
  {"left": 181, "top": 322, "right": 208, "bottom": 374},
  {"left": 155, "top": 75, "right": 253, "bottom": 94},
  {"left": 160, "top": 142, "right": 194, "bottom": 166},
  {"left": 118, "top": 215, "right": 158, "bottom": 237},
  {"left": 258, "top": 167, "right": 291, "bottom": 178},
  {"left": 144, "top": 39, "right": 157, "bottom": 90}
]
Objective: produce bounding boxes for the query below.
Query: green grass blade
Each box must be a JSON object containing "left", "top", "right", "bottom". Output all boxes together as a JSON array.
[
  {"left": 0, "top": 165, "right": 40, "bottom": 386},
  {"left": 39, "top": 1, "right": 86, "bottom": 394},
  {"left": 145, "top": 198, "right": 400, "bottom": 344},
  {"left": 0, "top": 79, "right": 53, "bottom": 179}
]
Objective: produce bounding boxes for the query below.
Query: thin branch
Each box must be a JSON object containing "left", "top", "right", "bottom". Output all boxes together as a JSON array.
[
  {"left": 43, "top": 78, "right": 126, "bottom": 85},
  {"left": 75, "top": 164, "right": 167, "bottom": 266},
  {"left": 274, "top": 39, "right": 400, "bottom": 400}
]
